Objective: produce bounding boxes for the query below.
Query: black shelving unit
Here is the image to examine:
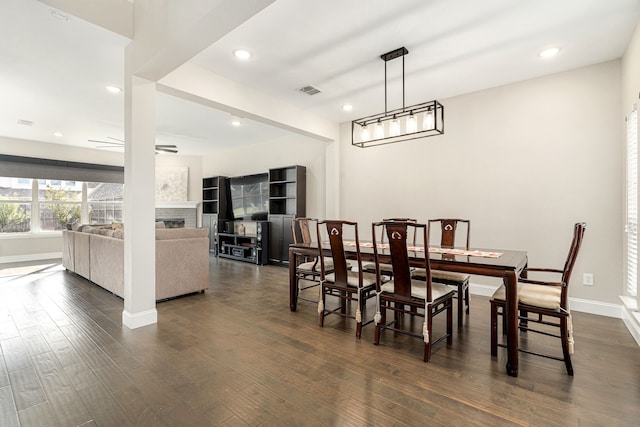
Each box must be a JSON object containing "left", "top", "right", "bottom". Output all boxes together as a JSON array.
[
  {"left": 202, "top": 176, "right": 229, "bottom": 255},
  {"left": 268, "top": 165, "right": 306, "bottom": 264}
]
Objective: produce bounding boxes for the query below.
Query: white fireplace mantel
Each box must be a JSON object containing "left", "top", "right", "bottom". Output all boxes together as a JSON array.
[{"left": 155, "top": 201, "right": 200, "bottom": 209}]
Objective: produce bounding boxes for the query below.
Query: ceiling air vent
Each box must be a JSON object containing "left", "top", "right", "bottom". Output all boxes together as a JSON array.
[
  {"left": 17, "top": 119, "right": 34, "bottom": 126},
  {"left": 298, "top": 85, "right": 322, "bottom": 96}
]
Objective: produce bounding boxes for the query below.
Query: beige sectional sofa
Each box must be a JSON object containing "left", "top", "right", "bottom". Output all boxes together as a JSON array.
[{"left": 62, "top": 224, "right": 210, "bottom": 301}]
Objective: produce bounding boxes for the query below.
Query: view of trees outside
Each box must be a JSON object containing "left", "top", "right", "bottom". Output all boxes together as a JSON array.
[
  {"left": 0, "top": 178, "right": 32, "bottom": 232},
  {"left": 40, "top": 186, "right": 81, "bottom": 231},
  {"left": 0, "top": 178, "right": 123, "bottom": 233},
  {"left": 0, "top": 198, "right": 30, "bottom": 232}
]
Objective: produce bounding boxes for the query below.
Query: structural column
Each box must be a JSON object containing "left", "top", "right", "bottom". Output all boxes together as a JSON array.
[{"left": 122, "top": 55, "right": 157, "bottom": 328}]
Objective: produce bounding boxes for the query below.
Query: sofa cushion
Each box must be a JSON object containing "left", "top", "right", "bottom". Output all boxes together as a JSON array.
[{"left": 155, "top": 228, "right": 209, "bottom": 240}]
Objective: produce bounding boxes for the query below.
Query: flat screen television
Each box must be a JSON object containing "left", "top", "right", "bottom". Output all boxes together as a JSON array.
[{"left": 229, "top": 173, "right": 269, "bottom": 221}]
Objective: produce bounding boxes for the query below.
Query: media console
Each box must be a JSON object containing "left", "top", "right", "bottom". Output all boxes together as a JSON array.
[
  {"left": 203, "top": 165, "right": 305, "bottom": 266},
  {"left": 217, "top": 221, "right": 269, "bottom": 265}
]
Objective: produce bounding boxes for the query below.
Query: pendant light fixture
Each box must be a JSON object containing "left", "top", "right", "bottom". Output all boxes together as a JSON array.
[{"left": 352, "top": 47, "right": 444, "bottom": 148}]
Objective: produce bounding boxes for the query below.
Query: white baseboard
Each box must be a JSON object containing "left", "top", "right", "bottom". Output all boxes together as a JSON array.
[
  {"left": 0, "top": 252, "right": 62, "bottom": 264},
  {"left": 470, "top": 283, "right": 623, "bottom": 318},
  {"left": 621, "top": 296, "right": 640, "bottom": 347},
  {"left": 569, "top": 297, "right": 622, "bottom": 318},
  {"left": 122, "top": 308, "right": 158, "bottom": 329},
  {"left": 622, "top": 308, "right": 640, "bottom": 347}
]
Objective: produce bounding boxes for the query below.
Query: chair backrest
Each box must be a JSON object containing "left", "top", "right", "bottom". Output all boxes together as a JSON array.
[
  {"left": 317, "top": 220, "right": 363, "bottom": 289},
  {"left": 428, "top": 218, "right": 470, "bottom": 249},
  {"left": 381, "top": 218, "right": 417, "bottom": 245},
  {"left": 372, "top": 221, "right": 432, "bottom": 301},
  {"left": 291, "top": 217, "right": 317, "bottom": 244},
  {"left": 561, "top": 222, "right": 587, "bottom": 288}
]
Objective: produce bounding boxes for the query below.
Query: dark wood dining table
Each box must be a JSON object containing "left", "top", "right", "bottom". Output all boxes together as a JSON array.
[{"left": 288, "top": 242, "right": 528, "bottom": 377}]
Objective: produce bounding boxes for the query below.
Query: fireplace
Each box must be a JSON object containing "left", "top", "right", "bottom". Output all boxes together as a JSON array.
[
  {"left": 157, "top": 218, "right": 185, "bottom": 228},
  {"left": 155, "top": 201, "right": 199, "bottom": 228}
]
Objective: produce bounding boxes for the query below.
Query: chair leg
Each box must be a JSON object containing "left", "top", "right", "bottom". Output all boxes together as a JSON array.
[
  {"left": 519, "top": 309, "right": 529, "bottom": 331},
  {"left": 490, "top": 300, "right": 498, "bottom": 357},
  {"left": 423, "top": 311, "right": 433, "bottom": 363},
  {"left": 447, "top": 300, "right": 453, "bottom": 345},
  {"left": 464, "top": 285, "right": 470, "bottom": 314},
  {"left": 356, "top": 293, "right": 365, "bottom": 339},
  {"left": 318, "top": 288, "right": 325, "bottom": 327},
  {"left": 374, "top": 300, "right": 385, "bottom": 345},
  {"left": 560, "top": 316, "right": 574, "bottom": 376},
  {"left": 457, "top": 285, "right": 464, "bottom": 328}
]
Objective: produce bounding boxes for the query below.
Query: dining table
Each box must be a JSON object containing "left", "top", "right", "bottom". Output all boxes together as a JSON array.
[{"left": 288, "top": 241, "right": 528, "bottom": 377}]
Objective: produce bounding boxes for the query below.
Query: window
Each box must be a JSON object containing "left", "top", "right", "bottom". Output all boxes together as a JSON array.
[
  {"left": 0, "top": 178, "right": 31, "bottom": 233},
  {"left": 39, "top": 185, "right": 81, "bottom": 231},
  {"left": 626, "top": 106, "right": 638, "bottom": 298},
  {"left": 88, "top": 182, "right": 123, "bottom": 224},
  {"left": 1, "top": 178, "right": 125, "bottom": 234}
]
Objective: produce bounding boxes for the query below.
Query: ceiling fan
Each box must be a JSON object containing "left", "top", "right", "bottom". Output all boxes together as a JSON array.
[{"left": 90, "top": 137, "right": 178, "bottom": 154}]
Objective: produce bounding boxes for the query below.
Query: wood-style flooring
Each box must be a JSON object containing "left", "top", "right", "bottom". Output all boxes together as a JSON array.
[{"left": 1, "top": 257, "right": 639, "bottom": 426}]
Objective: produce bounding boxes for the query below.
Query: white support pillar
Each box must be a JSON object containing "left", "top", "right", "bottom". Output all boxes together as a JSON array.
[{"left": 122, "top": 56, "right": 157, "bottom": 329}]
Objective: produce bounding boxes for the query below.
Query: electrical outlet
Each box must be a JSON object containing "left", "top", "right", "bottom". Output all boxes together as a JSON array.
[{"left": 583, "top": 273, "right": 594, "bottom": 286}]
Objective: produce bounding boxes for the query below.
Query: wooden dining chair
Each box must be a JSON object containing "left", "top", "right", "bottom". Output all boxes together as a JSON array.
[
  {"left": 412, "top": 218, "right": 471, "bottom": 328},
  {"left": 490, "top": 222, "right": 586, "bottom": 375},
  {"left": 291, "top": 218, "right": 333, "bottom": 304},
  {"left": 317, "top": 220, "right": 379, "bottom": 338},
  {"left": 362, "top": 218, "right": 417, "bottom": 277},
  {"left": 372, "top": 220, "right": 455, "bottom": 362}
]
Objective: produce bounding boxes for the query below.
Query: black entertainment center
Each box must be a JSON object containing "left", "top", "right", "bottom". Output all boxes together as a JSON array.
[{"left": 202, "top": 165, "right": 305, "bottom": 265}]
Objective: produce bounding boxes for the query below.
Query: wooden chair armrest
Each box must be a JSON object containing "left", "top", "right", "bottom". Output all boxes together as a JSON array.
[{"left": 518, "top": 277, "right": 565, "bottom": 287}]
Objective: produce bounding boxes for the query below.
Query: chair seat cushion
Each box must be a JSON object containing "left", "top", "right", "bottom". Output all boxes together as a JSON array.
[
  {"left": 431, "top": 270, "right": 470, "bottom": 282},
  {"left": 325, "top": 270, "right": 377, "bottom": 287},
  {"left": 411, "top": 268, "right": 469, "bottom": 283},
  {"left": 297, "top": 257, "right": 333, "bottom": 273},
  {"left": 491, "top": 283, "right": 562, "bottom": 310},
  {"left": 380, "top": 281, "right": 453, "bottom": 302}
]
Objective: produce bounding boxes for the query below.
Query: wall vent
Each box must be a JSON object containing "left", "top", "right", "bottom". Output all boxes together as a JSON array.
[
  {"left": 17, "top": 119, "right": 34, "bottom": 126},
  {"left": 298, "top": 85, "right": 322, "bottom": 96}
]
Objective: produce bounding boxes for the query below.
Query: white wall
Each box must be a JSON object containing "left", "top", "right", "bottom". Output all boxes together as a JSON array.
[
  {"left": 338, "top": 60, "right": 623, "bottom": 305},
  {"left": 202, "top": 134, "right": 329, "bottom": 219}
]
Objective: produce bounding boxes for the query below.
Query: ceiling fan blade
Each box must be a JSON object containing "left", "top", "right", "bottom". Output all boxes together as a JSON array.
[
  {"left": 156, "top": 147, "right": 178, "bottom": 153},
  {"left": 155, "top": 144, "right": 177, "bottom": 148},
  {"left": 89, "top": 139, "right": 123, "bottom": 146},
  {"left": 108, "top": 137, "right": 125, "bottom": 142}
]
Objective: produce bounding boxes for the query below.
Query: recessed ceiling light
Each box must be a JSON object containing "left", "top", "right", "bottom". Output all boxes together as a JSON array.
[
  {"left": 341, "top": 104, "right": 353, "bottom": 112},
  {"left": 105, "top": 85, "right": 122, "bottom": 93},
  {"left": 233, "top": 49, "right": 251, "bottom": 60},
  {"left": 231, "top": 120, "right": 242, "bottom": 127},
  {"left": 539, "top": 47, "right": 561, "bottom": 58},
  {"left": 53, "top": 132, "right": 63, "bottom": 137}
]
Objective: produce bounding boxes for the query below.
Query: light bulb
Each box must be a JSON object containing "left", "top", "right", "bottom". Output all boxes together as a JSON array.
[
  {"left": 374, "top": 120, "right": 384, "bottom": 139},
  {"left": 423, "top": 110, "right": 435, "bottom": 130},
  {"left": 361, "top": 125, "right": 370, "bottom": 142},
  {"left": 406, "top": 112, "right": 417, "bottom": 133},
  {"left": 390, "top": 116, "right": 400, "bottom": 136}
]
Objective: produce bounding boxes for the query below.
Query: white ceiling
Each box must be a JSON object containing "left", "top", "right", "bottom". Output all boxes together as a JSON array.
[{"left": 1, "top": 0, "right": 640, "bottom": 156}]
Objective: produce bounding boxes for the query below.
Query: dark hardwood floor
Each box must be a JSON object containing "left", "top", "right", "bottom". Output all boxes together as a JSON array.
[{"left": 1, "top": 257, "right": 639, "bottom": 426}]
